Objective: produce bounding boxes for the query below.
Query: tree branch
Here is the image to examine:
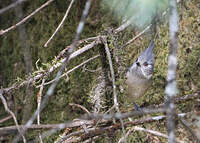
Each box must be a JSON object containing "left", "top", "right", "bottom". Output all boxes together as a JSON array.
[
  {"left": 122, "top": 25, "right": 151, "bottom": 48},
  {"left": 1, "top": 39, "right": 100, "bottom": 96},
  {"left": 102, "top": 36, "right": 127, "bottom": 142},
  {"left": 83, "top": 107, "right": 165, "bottom": 121},
  {"left": 165, "top": 0, "right": 179, "bottom": 142},
  {"left": 0, "top": 0, "right": 28, "bottom": 15},
  {"left": 12, "top": 0, "right": 92, "bottom": 142},
  {"left": 44, "top": 0, "right": 75, "bottom": 47},
  {"left": 0, "top": 115, "right": 12, "bottom": 124},
  {"left": 38, "top": 55, "right": 99, "bottom": 87},
  {"left": 0, "top": 0, "right": 55, "bottom": 36},
  {"left": 57, "top": 113, "right": 186, "bottom": 143},
  {"left": 0, "top": 92, "right": 26, "bottom": 142}
]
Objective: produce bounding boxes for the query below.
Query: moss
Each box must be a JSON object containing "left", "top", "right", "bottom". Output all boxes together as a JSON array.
[{"left": 0, "top": 0, "right": 199, "bottom": 142}]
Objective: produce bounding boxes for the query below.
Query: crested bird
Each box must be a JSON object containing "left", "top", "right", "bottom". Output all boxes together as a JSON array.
[{"left": 126, "top": 40, "right": 155, "bottom": 104}]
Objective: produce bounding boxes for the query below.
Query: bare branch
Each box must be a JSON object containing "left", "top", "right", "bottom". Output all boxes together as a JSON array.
[
  {"left": 147, "top": 92, "right": 200, "bottom": 109},
  {"left": 0, "top": 113, "right": 187, "bottom": 136},
  {"left": 58, "top": 113, "right": 186, "bottom": 143},
  {"left": 12, "top": 1, "right": 93, "bottom": 142},
  {"left": 165, "top": 0, "right": 179, "bottom": 142},
  {"left": 118, "top": 126, "right": 135, "bottom": 143},
  {"left": 0, "top": 92, "right": 26, "bottom": 142},
  {"left": 102, "top": 37, "right": 118, "bottom": 110},
  {"left": 37, "top": 79, "right": 45, "bottom": 143},
  {"left": 39, "top": 55, "right": 99, "bottom": 87},
  {"left": 26, "top": 0, "right": 92, "bottom": 128},
  {"left": 131, "top": 126, "right": 184, "bottom": 143},
  {"left": 56, "top": 36, "right": 99, "bottom": 60},
  {"left": 2, "top": 39, "right": 100, "bottom": 96},
  {"left": 0, "top": 0, "right": 55, "bottom": 36},
  {"left": 119, "top": 126, "right": 185, "bottom": 143},
  {"left": 68, "top": 40, "right": 100, "bottom": 60},
  {"left": 37, "top": 79, "right": 45, "bottom": 125},
  {"left": 0, "top": 115, "right": 12, "bottom": 124},
  {"left": 114, "top": 19, "right": 132, "bottom": 33},
  {"left": 94, "top": 105, "right": 116, "bottom": 129},
  {"left": 69, "top": 103, "right": 91, "bottom": 114},
  {"left": 79, "top": 36, "right": 99, "bottom": 43},
  {"left": 0, "top": 120, "right": 95, "bottom": 136},
  {"left": 83, "top": 107, "right": 165, "bottom": 121},
  {"left": 179, "top": 118, "right": 200, "bottom": 143},
  {"left": 44, "top": 0, "right": 75, "bottom": 47},
  {"left": 122, "top": 25, "right": 151, "bottom": 48},
  {"left": 102, "top": 37, "right": 126, "bottom": 141},
  {"left": 0, "top": 0, "right": 28, "bottom": 15}
]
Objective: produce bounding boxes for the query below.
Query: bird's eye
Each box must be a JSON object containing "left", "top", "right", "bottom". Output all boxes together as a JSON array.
[
  {"left": 136, "top": 62, "right": 140, "bottom": 67},
  {"left": 143, "top": 62, "right": 148, "bottom": 66}
]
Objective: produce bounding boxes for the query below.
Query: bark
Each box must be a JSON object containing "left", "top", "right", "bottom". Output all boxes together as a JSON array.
[{"left": 13, "top": 0, "right": 33, "bottom": 124}]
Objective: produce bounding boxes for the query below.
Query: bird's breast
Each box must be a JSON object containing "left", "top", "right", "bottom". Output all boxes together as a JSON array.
[{"left": 126, "top": 71, "right": 152, "bottom": 100}]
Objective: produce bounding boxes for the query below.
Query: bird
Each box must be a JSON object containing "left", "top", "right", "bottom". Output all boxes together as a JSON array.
[{"left": 126, "top": 40, "right": 155, "bottom": 104}]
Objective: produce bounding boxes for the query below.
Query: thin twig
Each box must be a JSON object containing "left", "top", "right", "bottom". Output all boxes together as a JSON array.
[
  {"left": 0, "top": 0, "right": 55, "bottom": 36},
  {"left": 83, "top": 107, "right": 165, "bottom": 120},
  {"left": 0, "top": 92, "right": 26, "bottom": 143},
  {"left": 101, "top": 37, "right": 118, "bottom": 111},
  {"left": 94, "top": 105, "right": 116, "bottom": 129},
  {"left": 45, "top": 40, "right": 100, "bottom": 84},
  {"left": 118, "top": 127, "right": 135, "bottom": 143},
  {"left": 37, "top": 55, "right": 99, "bottom": 87},
  {"left": 179, "top": 117, "right": 200, "bottom": 143},
  {"left": 82, "top": 136, "right": 100, "bottom": 143},
  {"left": 82, "top": 65, "right": 101, "bottom": 73},
  {"left": 0, "top": 0, "right": 28, "bottom": 15},
  {"left": 56, "top": 36, "right": 99, "bottom": 60},
  {"left": 44, "top": 0, "right": 75, "bottom": 47},
  {"left": 37, "top": 79, "right": 45, "bottom": 143},
  {"left": 69, "top": 103, "right": 91, "bottom": 114},
  {"left": 0, "top": 120, "right": 95, "bottom": 136},
  {"left": 132, "top": 126, "right": 185, "bottom": 143},
  {"left": 122, "top": 25, "right": 151, "bottom": 48},
  {"left": 79, "top": 36, "right": 99, "bottom": 43},
  {"left": 114, "top": 19, "right": 132, "bottom": 33},
  {"left": 0, "top": 115, "right": 12, "bottom": 124},
  {"left": 118, "top": 126, "right": 171, "bottom": 143},
  {"left": 147, "top": 92, "right": 200, "bottom": 109}
]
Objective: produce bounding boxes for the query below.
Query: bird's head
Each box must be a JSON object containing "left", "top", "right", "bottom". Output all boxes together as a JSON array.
[{"left": 130, "top": 40, "right": 155, "bottom": 79}]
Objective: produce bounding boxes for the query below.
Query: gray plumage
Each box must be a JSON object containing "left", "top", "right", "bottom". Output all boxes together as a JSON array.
[{"left": 126, "top": 41, "right": 155, "bottom": 102}]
